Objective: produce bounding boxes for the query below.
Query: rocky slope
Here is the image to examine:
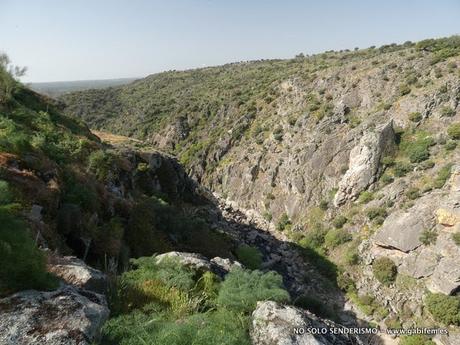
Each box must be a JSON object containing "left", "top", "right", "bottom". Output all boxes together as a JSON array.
[{"left": 59, "top": 36, "right": 460, "bottom": 344}]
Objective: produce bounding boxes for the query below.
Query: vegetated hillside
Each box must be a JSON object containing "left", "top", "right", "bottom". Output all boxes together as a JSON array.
[
  {"left": 30, "top": 77, "right": 138, "bottom": 97},
  {"left": 0, "top": 60, "right": 231, "bottom": 293},
  {"left": 1, "top": 59, "right": 366, "bottom": 345},
  {"left": 61, "top": 36, "right": 460, "bottom": 344}
]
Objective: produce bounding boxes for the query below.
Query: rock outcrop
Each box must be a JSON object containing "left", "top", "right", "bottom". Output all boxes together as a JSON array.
[
  {"left": 334, "top": 121, "right": 395, "bottom": 206},
  {"left": 0, "top": 286, "right": 109, "bottom": 345},
  {"left": 251, "top": 301, "right": 363, "bottom": 345},
  {"left": 47, "top": 256, "right": 107, "bottom": 294},
  {"left": 155, "top": 251, "right": 242, "bottom": 277},
  {"left": 373, "top": 194, "right": 437, "bottom": 252}
]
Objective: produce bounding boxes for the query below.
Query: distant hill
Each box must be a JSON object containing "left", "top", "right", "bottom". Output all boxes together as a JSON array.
[{"left": 29, "top": 77, "right": 138, "bottom": 97}]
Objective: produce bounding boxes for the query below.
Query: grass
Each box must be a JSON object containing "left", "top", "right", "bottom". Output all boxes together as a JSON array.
[{"left": 235, "top": 245, "right": 263, "bottom": 270}]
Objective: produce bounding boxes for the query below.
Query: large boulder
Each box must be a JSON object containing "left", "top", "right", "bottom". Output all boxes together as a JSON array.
[
  {"left": 251, "top": 301, "right": 363, "bottom": 345},
  {"left": 334, "top": 121, "right": 395, "bottom": 206},
  {"left": 47, "top": 256, "right": 107, "bottom": 294},
  {"left": 155, "top": 251, "right": 242, "bottom": 277},
  {"left": 0, "top": 286, "right": 109, "bottom": 345},
  {"left": 373, "top": 195, "right": 436, "bottom": 252}
]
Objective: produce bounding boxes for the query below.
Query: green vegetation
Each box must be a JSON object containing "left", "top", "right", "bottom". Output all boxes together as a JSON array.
[
  {"left": 372, "top": 257, "right": 397, "bottom": 285},
  {"left": 433, "top": 163, "right": 453, "bottom": 189},
  {"left": 235, "top": 245, "right": 263, "bottom": 270},
  {"left": 409, "top": 112, "right": 423, "bottom": 122},
  {"left": 276, "top": 213, "right": 292, "bottom": 231},
  {"left": 324, "top": 228, "right": 352, "bottom": 249},
  {"left": 419, "top": 229, "right": 437, "bottom": 245},
  {"left": 332, "top": 215, "right": 348, "bottom": 228},
  {"left": 399, "top": 130, "right": 433, "bottom": 163},
  {"left": 425, "top": 293, "right": 460, "bottom": 325},
  {"left": 103, "top": 256, "right": 289, "bottom": 345},
  {"left": 358, "top": 191, "right": 374, "bottom": 204},
  {"left": 452, "top": 233, "right": 460, "bottom": 246},
  {"left": 447, "top": 123, "right": 460, "bottom": 140},
  {"left": 216, "top": 269, "right": 290, "bottom": 313},
  {"left": 366, "top": 207, "right": 387, "bottom": 220},
  {"left": 399, "top": 335, "right": 435, "bottom": 345},
  {"left": 0, "top": 204, "right": 58, "bottom": 296}
]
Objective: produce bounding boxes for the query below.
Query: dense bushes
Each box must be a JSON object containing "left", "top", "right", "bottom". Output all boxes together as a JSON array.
[
  {"left": 102, "top": 256, "right": 289, "bottom": 345},
  {"left": 425, "top": 293, "right": 460, "bottom": 325},
  {"left": 216, "top": 269, "right": 289, "bottom": 313},
  {"left": 324, "top": 228, "right": 352, "bottom": 249},
  {"left": 372, "top": 257, "right": 397, "bottom": 285},
  {"left": 0, "top": 204, "right": 58, "bottom": 296}
]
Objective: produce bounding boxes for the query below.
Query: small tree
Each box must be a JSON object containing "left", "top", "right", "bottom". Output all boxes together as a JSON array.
[
  {"left": 372, "top": 257, "right": 397, "bottom": 285},
  {"left": 0, "top": 53, "right": 27, "bottom": 103}
]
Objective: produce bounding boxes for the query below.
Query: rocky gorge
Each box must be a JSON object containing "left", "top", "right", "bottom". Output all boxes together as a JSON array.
[{"left": 1, "top": 36, "right": 460, "bottom": 345}]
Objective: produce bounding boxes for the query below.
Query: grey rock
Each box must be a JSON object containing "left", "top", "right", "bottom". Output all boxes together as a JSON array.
[
  {"left": 155, "top": 251, "right": 241, "bottom": 277},
  {"left": 373, "top": 195, "right": 436, "bottom": 252},
  {"left": 427, "top": 256, "right": 460, "bottom": 295},
  {"left": 47, "top": 256, "right": 107, "bottom": 294},
  {"left": 398, "top": 248, "right": 440, "bottom": 279},
  {"left": 251, "top": 301, "right": 363, "bottom": 345},
  {"left": 334, "top": 121, "right": 395, "bottom": 206},
  {"left": 0, "top": 286, "right": 109, "bottom": 345}
]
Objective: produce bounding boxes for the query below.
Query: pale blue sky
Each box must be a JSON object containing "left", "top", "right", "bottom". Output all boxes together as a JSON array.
[{"left": 1, "top": 0, "right": 459, "bottom": 82}]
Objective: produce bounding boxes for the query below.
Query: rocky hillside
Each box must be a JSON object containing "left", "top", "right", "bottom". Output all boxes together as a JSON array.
[
  {"left": 0, "top": 58, "right": 372, "bottom": 345},
  {"left": 59, "top": 36, "right": 460, "bottom": 344}
]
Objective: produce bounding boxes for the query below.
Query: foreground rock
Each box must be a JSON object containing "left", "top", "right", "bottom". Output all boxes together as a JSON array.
[
  {"left": 47, "top": 256, "right": 107, "bottom": 294},
  {"left": 0, "top": 286, "right": 109, "bottom": 345},
  {"left": 334, "top": 121, "right": 395, "bottom": 206},
  {"left": 251, "top": 301, "right": 363, "bottom": 345}
]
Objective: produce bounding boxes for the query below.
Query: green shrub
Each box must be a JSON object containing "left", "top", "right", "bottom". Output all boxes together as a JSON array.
[
  {"left": 324, "top": 229, "right": 352, "bottom": 249},
  {"left": 445, "top": 140, "right": 457, "bottom": 151},
  {"left": 419, "top": 229, "right": 437, "bottom": 245},
  {"left": 262, "top": 211, "right": 272, "bottom": 221},
  {"left": 0, "top": 180, "right": 12, "bottom": 205},
  {"left": 0, "top": 206, "right": 58, "bottom": 296},
  {"left": 425, "top": 293, "right": 460, "bottom": 325},
  {"left": 319, "top": 200, "right": 329, "bottom": 211},
  {"left": 344, "top": 245, "right": 360, "bottom": 265},
  {"left": 399, "top": 335, "right": 435, "bottom": 345},
  {"left": 102, "top": 308, "right": 251, "bottom": 345},
  {"left": 216, "top": 269, "right": 289, "bottom": 313},
  {"left": 440, "top": 106, "right": 455, "bottom": 117},
  {"left": 380, "top": 174, "right": 394, "bottom": 185},
  {"left": 408, "top": 112, "right": 422, "bottom": 122},
  {"left": 452, "top": 233, "right": 460, "bottom": 246},
  {"left": 276, "top": 213, "right": 291, "bottom": 231},
  {"left": 448, "top": 123, "right": 460, "bottom": 140},
  {"left": 332, "top": 215, "right": 348, "bottom": 228},
  {"left": 358, "top": 191, "right": 374, "bottom": 204},
  {"left": 419, "top": 160, "right": 435, "bottom": 170},
  {"left": 381, "top": 156, "right": 395, "bottom": 167},
  {"left": 393, "top": 161, "right": 412, "bottom": 177},
  {"left": 298, "top": 226, "right": 327, "bottom": 250},
  {"left": 235, "top": 245, "right": 263, "bottom": 270},
  {"left": 405, "top": 187, "right": 420, "bottom": 200},
  {"left": 433, "top": 163, "right": 453, "bottom": 189},
  {"left": 400, "top": 131, "right": 434, "bottom": 163},
  {"left": 372, "top": 257, "right": 397, "bottom": 285},
  {"left": 399, "top": 84, "right": 411, "bottom": 96},
  {"left": 366, "top": 207, "right": 387, "bottom": 221},
  {"left": 87, "top": 150, "right": 116, "bottom": 181}
]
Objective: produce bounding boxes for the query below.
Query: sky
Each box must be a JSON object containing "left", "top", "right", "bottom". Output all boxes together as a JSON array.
[{"left": 1, "top": 0, "right": 459, "bottom": 82}]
